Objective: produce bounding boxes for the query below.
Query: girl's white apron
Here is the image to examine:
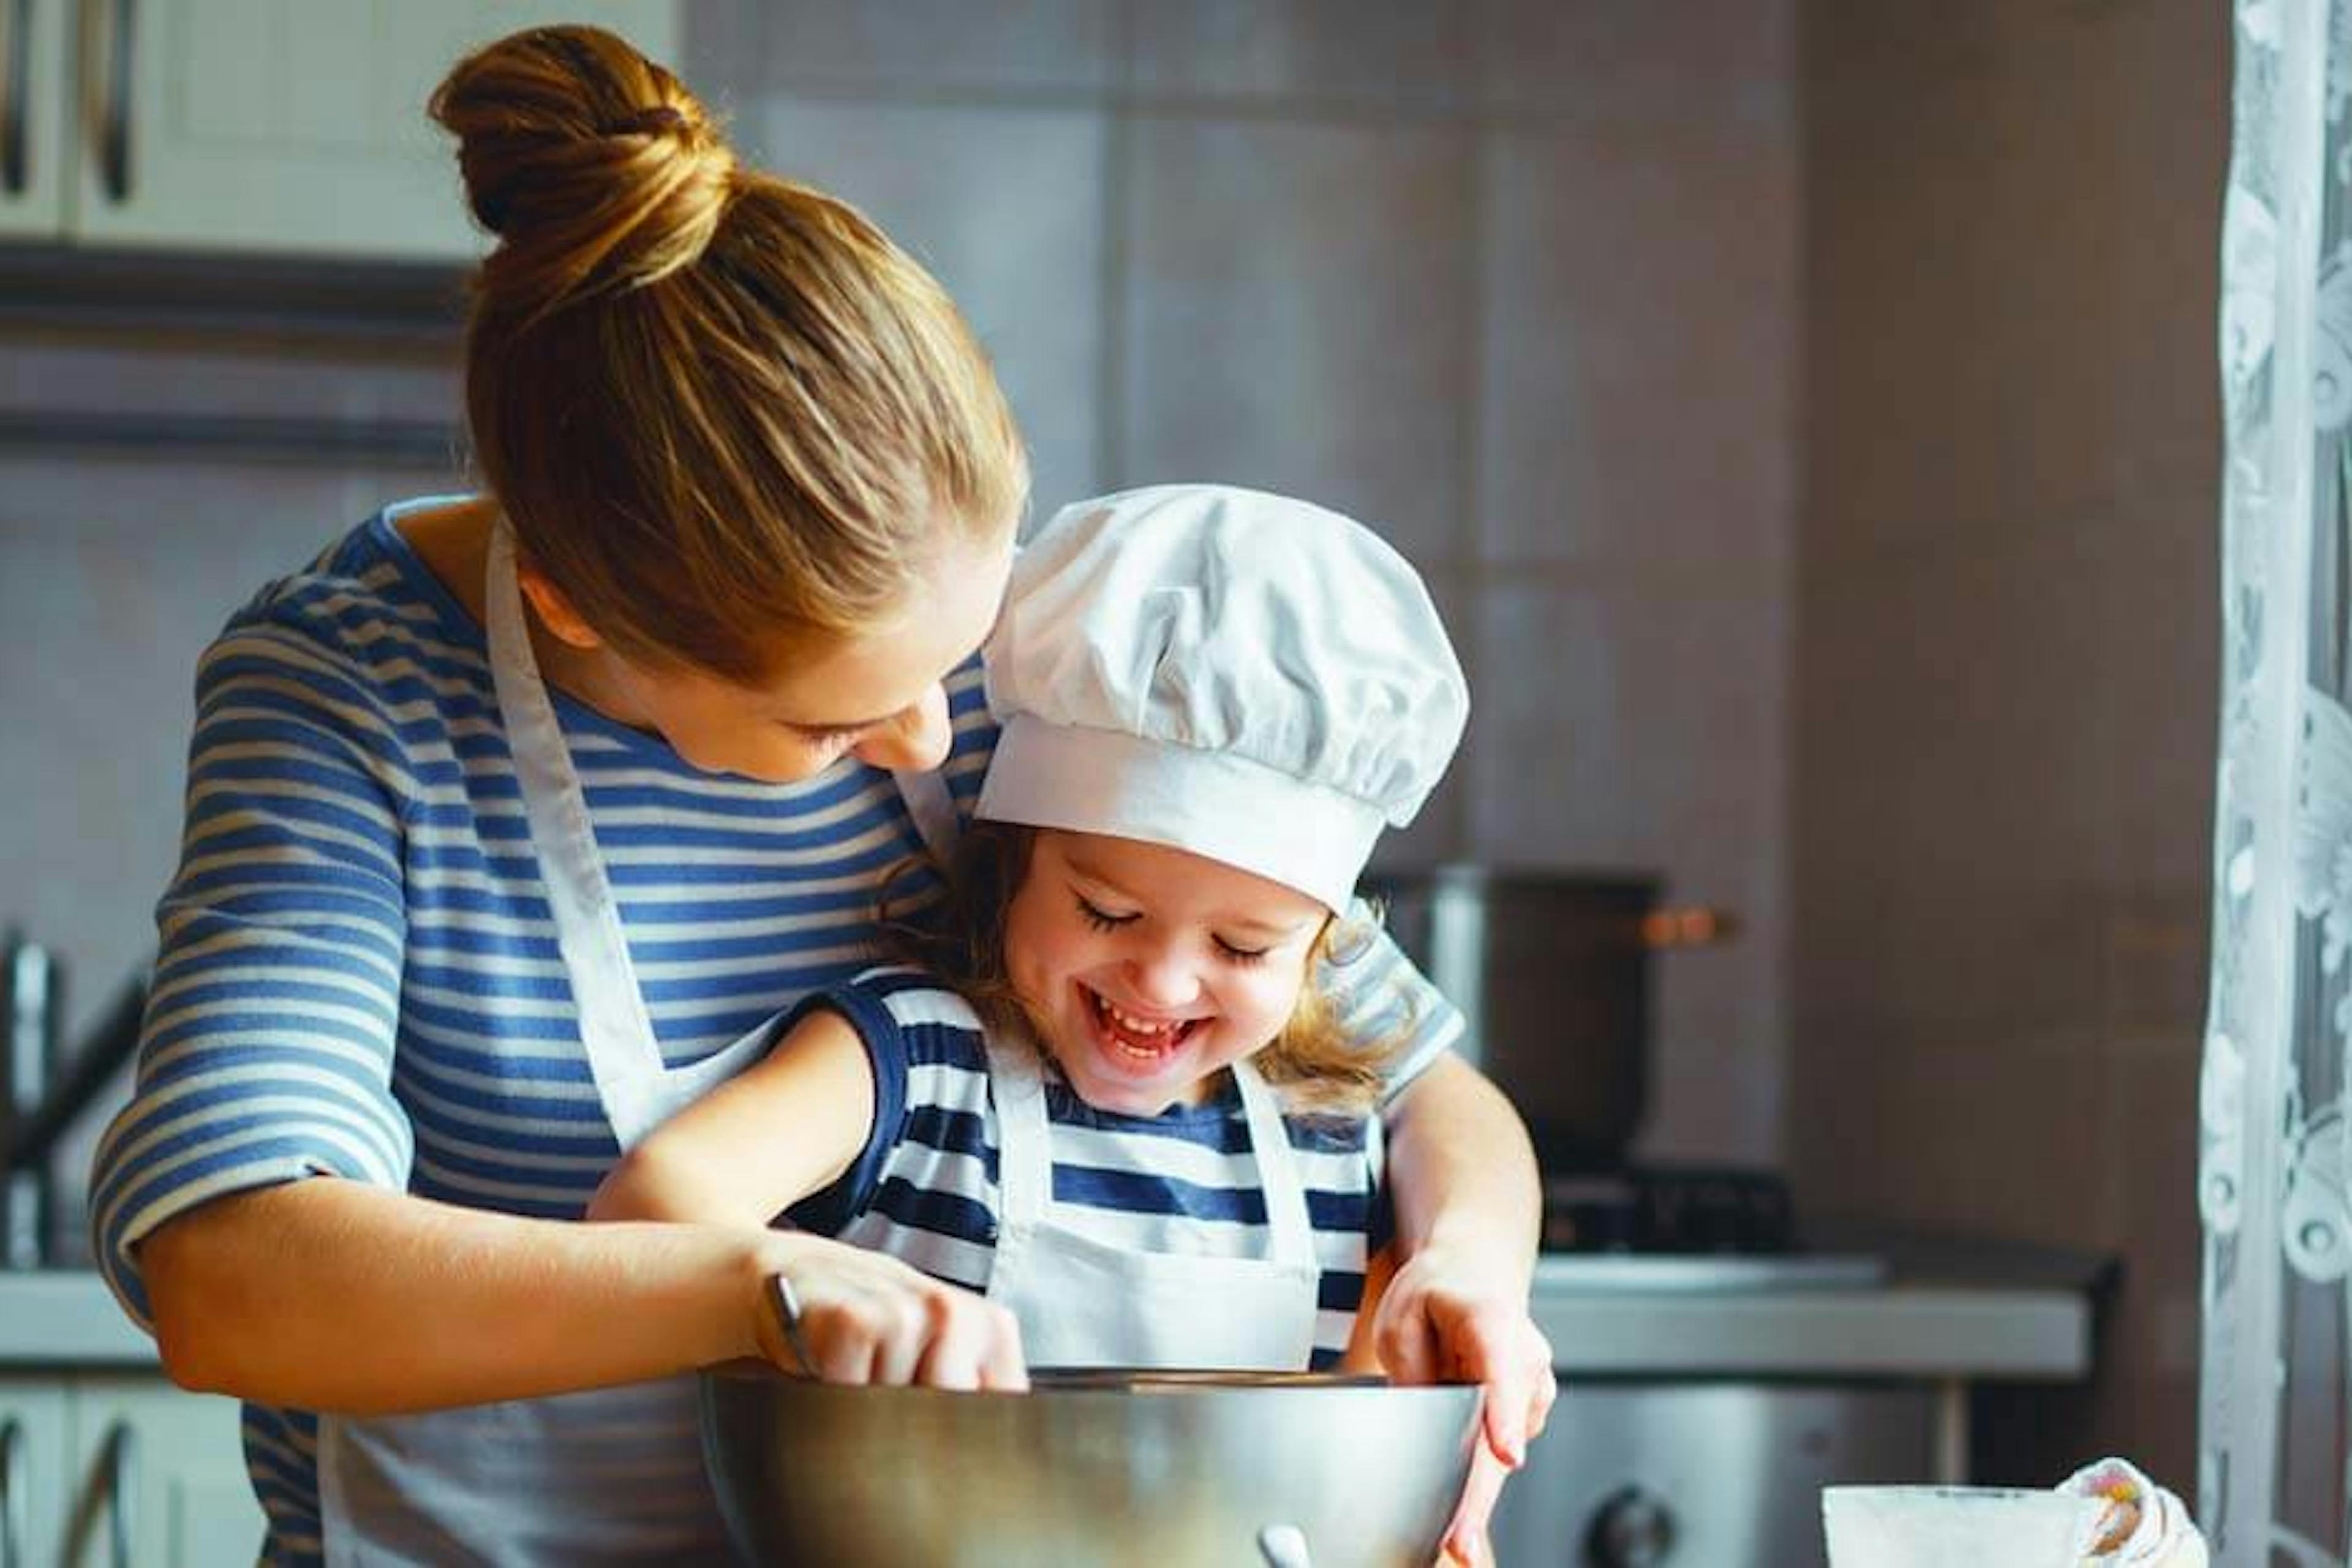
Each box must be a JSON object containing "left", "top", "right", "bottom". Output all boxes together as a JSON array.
[{"left": 984, "top": 1042, "right": 1323, "bottom": 1370}]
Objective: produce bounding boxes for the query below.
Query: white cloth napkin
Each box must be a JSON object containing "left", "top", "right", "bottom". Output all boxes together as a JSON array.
[{"left": 2060, "top": 1458, "right": 2208, "bottom": 1567}]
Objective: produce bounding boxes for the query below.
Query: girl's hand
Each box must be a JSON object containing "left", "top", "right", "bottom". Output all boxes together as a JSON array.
[
  {"left": 752, "top": 1235, "right": 1029, "bottom": 1392},
  {"left": 1369, "top": 1243, "right": 1557, "bottom": 1566}
]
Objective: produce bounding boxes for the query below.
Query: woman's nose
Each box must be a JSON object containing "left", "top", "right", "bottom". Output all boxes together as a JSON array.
[{"left": 853, "top": 685, "right": 953, "bottom": 772}]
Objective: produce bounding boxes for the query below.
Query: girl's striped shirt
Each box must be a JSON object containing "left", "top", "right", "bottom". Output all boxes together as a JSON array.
[{"left": 790, "top": 967, "right": 1388, "bottom": 1368}]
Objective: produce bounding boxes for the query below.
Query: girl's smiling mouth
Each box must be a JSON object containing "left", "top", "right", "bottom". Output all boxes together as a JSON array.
[{"left": 1080, "top": 984, "right": 1204, "bottom": 1060}]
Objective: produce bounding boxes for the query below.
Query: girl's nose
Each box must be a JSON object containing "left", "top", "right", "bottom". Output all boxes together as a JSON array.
[
  {"left": 853, "top": 685, "right": 953, "bottom": 772},
  {"left": 1124, "top": 948, "right": 1200, "bottom": 1009}
]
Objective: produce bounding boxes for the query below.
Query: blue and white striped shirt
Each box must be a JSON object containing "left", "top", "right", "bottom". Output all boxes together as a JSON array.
[
  {"left": 791, "top": 968, "right": 1389, "bottom": 1369},
  {"left": 86, "top": 498, "right": 1460, "bottom": 1566}
]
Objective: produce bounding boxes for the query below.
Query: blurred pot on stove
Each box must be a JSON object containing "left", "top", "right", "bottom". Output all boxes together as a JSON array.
[{"left": 1360, "top": 867, "right": 1735, "bottom": 1174}]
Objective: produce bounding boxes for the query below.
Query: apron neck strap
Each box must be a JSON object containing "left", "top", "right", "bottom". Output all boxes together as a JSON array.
[
  {"left": 1229, "top": 1060, "right": 1313, "bottom": 1265},
  {"left": 892, "top": 768, "right": 961, "bottom": 869},
  {"left": 484, "top": 520, "right": 667, "bottom": 1133},
  {"left": 990, "top": 1044, "right": 1314, "bottom": 1265}
]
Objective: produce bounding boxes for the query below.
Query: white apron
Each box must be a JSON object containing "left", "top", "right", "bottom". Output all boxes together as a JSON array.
[
  {"left": 985, "top": 1043, "right": 1324, "bottom": 1370},
  {"left": 316, "top": 522, "right": 958, "bottom": 1564}
]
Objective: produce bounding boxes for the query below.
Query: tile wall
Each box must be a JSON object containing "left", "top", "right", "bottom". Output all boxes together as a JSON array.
[{"left": 1792, "top": 0, "right": 2225, "bottom": 1485}]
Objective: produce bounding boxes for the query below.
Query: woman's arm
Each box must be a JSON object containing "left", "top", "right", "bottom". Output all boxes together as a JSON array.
[
  {"left": 141, "top": 1177, "right": 1025, "bottom": 1411},
  {"left": 140, "top": 1002, "right": 1020, "bottom": 1409},
  {"left": 588, "top": 1009, "right": 878, "bottom": 1228},
  {"left": 1382, "top": 1053, "right": 1540, "bottom": 1310},
  {"left": 1377, "top": 1054, "right": 1556, "bottom": 1566},
  {"left": 1317, "top": 916, "right": 1541, "bottom": 1306}
]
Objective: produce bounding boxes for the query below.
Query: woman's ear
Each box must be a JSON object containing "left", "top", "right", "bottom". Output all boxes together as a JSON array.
[{"left": 516, "top": 566, "right": 605, "bottom": 650}]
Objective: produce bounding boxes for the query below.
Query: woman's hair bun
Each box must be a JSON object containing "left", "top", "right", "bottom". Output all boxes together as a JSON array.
[{"left": 431, "top": 24, "right": 736, "bottom": 317}]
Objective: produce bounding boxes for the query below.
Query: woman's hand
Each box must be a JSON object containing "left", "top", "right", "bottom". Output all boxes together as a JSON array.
[
  {"left": 752, "top": 1234, "right": 1029, "bottom": 1392},
  {"left": 1369, "top": 1242, "right": 1557, "bottom": 1567}
]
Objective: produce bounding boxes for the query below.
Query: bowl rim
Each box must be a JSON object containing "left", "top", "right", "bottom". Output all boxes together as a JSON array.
[{"left": 699, "top": 1361, "right": 1487, "bottom": 1400}]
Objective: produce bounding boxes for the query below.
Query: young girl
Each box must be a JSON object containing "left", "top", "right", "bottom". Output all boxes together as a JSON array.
[{"left": 593, "top": 484, "right": 1525, "bottom": 1379}]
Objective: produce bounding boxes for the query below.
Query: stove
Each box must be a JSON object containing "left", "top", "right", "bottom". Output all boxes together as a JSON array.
[
  {"left": 1537, "top": 1163, "right": 1889, "bottom": 1293},
  {"left": 1542, "top": 1163, "right": 1798, "bottom": 1255}
]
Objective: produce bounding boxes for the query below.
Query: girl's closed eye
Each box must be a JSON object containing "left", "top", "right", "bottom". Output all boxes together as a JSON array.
[
  {"left": 1213, "top": 936, "right": 1270, "bottom": 965},
  {"left": 1074, "top": 893, "right": 1138, "bottom": 932}
]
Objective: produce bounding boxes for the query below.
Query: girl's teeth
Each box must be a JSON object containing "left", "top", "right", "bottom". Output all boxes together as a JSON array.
[{"left": 1090, "top": 990, "right": 1196, "bottom": 1050}]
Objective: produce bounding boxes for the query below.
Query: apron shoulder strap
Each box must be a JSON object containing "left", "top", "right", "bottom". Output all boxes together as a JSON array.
[
  {"left": 892, "top": 768, "right": 962, "bottom": 869},
  {"left": 1231, "top": 1061, "right": 1316, "bottom": 1268}
]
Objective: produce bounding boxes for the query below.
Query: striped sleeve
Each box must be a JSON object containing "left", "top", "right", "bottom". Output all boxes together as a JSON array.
[
  {"left": 1323, "top": 900, "right": 1464, "bottom": 1102},
  {"left": 87, "top": 608, "right": 418, "bottom": 1332},
  {"left": 777, "top": 978, "right": 916, "bottom": 1236}
]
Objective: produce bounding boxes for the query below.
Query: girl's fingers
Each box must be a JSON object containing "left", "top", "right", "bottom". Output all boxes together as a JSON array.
[
  {"left": 1374, "top": 1289, "right": 1444, "bottom": 1385},
  {"left": 914, "top": 1292, "right": 995, "bottom": 1391},
  {"left": 913, "top": 1294, "right": 1028, "bottom": 1392},
  {"left": 861, "top": 1287, "right": 932, "bottom": 1386},
  {"left": 777, "top": 1251, "right": 1022, "bottom": 1392},
  {"left": 813, "top": 1288, "right": 893, "bottom": 1384},
  {"left": 978, "top": 1303, "right": 1031, "bottom": 1392}
]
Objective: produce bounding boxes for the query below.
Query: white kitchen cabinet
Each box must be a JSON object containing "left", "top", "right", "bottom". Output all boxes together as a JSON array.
[
  {"left": 63, "top": 1378, "right": 260, "bottom": 1568},
  {"left": 0, "top": 0, "right": 69, "bottom": 238},
  {"left": 0, "top": 1382, "right": 71, "bottom": 1566},
  {"left": 1, "top": 0, "right": 677, "bottom": 259},
  {"left": 0, "top": 1374, "right": 258, "bottom": 1568}
]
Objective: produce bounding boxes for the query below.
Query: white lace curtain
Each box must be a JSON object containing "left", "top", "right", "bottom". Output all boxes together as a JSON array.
[{"left": 2204, "top": 2, "right": 2352, "bottom": 1562}]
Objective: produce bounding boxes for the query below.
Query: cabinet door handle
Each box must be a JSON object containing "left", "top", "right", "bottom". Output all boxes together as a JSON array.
[
  {"left": 0, "top": 0, "right": 28, "bottom": 196},
  {"left": 96, "top": 1421, "right": 134, "bottom": 1568},
  {"left": 81, "top": 0, "right": 130, "bottom": 201},
  {"left": 0, "top": 1415, "right": 25, "bottom": 1568}
]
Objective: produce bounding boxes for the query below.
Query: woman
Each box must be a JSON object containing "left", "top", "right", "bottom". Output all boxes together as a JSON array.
[{"left": 88, "top": 24, "right": 1550, "bottom": 1567}]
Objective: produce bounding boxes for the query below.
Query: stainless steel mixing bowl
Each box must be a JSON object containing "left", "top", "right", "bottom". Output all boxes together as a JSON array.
[{"left": 700, "top": 1365, "right": 1483, "bottom": 1567}]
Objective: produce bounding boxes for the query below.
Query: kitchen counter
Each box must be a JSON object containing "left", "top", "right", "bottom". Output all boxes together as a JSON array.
[
  {"left": 5, "top": 1253, "right": 2094, "bottom": 1379},
  {"left": 0, "top": 1270, "right": 153, "bottom": 1365},
  {"left": 1536, "top": 1276, "right": 2087, "bottom": 1379},
  {"left": 1531, "top": 1253, "right": 2090, "bottom": 1381}
]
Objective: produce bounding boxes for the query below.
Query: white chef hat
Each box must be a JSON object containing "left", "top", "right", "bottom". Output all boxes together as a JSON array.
[{"left": 976, "top": 484, "right": 1469, "bottom": 912}]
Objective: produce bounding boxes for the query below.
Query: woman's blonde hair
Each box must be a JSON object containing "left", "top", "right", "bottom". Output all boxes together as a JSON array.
[
  {"left": 431, "top": 24, "right": 1028, "bottom": 680},
  {"left": 887, "top": 824, "right": 1404, "bottom": 1118}
]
